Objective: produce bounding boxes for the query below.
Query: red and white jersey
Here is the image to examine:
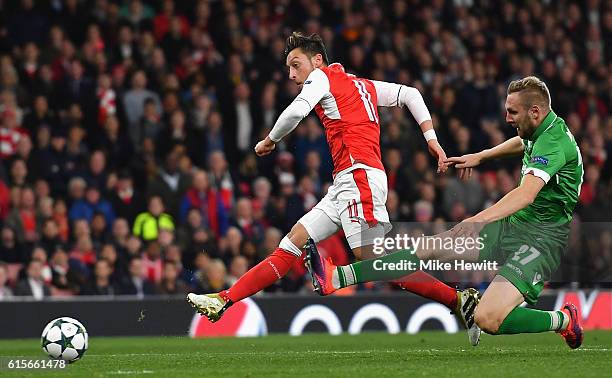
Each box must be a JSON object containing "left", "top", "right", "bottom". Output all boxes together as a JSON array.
[
  {"left": 0, "top": 126, "right": 24, "bottom": 160},
  {"left": 310, "top": 63, "right": 383, "bottom": 174},
  {"left": 267, "top": 64, "right": 433, "bottom": 245},
  {"left": 97, "top": 87, "right": 116, "bottom": 125},
  {"left": 269, "top": 63, "right": 432, "bottom": 176}
]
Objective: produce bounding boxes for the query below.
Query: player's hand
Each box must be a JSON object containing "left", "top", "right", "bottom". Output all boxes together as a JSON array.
[
  {"left": 450, "top": 216, "right": 485, "bottom": 241},
  {"left": 444, "top": 152, "right": 483, "bottom": 180},
  {"left": 254, "top": 137, "right": 276, "bottom": 156},
  {"left": 427, "top": 140, "right": 448, "bottom": 174}
]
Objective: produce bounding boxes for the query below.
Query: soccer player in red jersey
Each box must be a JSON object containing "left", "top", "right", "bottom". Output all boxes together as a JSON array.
[{"left": 188, "top": 32, "right": 481, "bottom": 344}]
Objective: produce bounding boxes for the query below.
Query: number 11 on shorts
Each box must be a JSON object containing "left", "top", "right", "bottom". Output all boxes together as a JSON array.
[{"left": 347, "top": 199, "right": 359, "bottom": 222}]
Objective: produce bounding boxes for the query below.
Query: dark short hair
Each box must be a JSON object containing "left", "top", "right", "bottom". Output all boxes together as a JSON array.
[{"left": 284, "top": 32, "right": 329, "bottom": 64}]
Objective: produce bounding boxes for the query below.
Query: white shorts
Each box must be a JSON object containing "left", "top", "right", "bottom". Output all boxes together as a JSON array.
[{"left": 298, "top": 164, "right": 392, "bottom": 249}]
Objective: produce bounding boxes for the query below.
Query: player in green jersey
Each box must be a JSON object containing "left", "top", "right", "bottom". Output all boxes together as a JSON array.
[{"left": 305, "top": 76, "right": 584, "bottom": 348}]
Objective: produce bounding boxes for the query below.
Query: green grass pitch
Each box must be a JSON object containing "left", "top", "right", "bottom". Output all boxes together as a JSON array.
[{"left": 1, "top": 331, "right": 611, "bottom": 377}]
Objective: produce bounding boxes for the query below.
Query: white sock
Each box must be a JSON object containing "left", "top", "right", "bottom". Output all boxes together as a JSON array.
[
  {"left": 548, "top": 310, "right": 569, "bottom": 331},
  {"left": 332, "top": 266, "right": 357, "bottom": 289}
]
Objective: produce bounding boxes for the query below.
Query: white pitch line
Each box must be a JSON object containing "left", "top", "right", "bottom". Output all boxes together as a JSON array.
[
  {"left": 574, "top": 348, "right": 611, "bottom": 352},
  {"left": 86, "top": 351, "right": 394, "bottom": 357},
  {"left": 107, "top": 370, "right": 154, "bottom": 375},
  {"left": 86, "top": 349, "right": 477, "bottom": 358},
  {"left": 87, "top": 353, "right": 183, "bottom": 357}
]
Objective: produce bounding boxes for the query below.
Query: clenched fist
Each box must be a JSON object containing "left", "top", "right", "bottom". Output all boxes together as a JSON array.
[{"left": 255, "top": 137, "right": 276, "bottom": 156}]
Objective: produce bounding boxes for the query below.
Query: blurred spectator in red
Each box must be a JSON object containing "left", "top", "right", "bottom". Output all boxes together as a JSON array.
[
  {"left": 207, "top": 150, "right": 234, "bottom": 211},
  {"left": 580, "top": 165, "right": 601, "bottom": 206},
  {"left": 0, "top": 179, "right": 10, "bottom": 221},
  {"left": 96, "top": 74, "right": 116, "bottom": 126},
  {"left": 576, "top": 83, "right": 608, "bottom": 123},
  {"left": 6, "top": 187, "right": 41, "bottom": 244},
  {"left": 142, "top": 241, "right": 163, "bottom": 284},
  {"left": 69, "top": 236, "right": 96, "bottom": 268},
  {"left": 0, "top": 105, "right": 26, "bottom": 160},
  {"left": 179, "top": 169, "right": 228, "bottom": 238},
  {"left": 153, "top": 0, "right": 190, "bottom": 41},
  {"left": 52, "top": 199, "right": 70, "bottom": 242}
]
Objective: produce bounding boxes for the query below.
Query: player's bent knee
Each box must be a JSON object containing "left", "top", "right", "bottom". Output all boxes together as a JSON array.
[
  {"left": 286, "top": 223, "right": 309, "bottom": 249},
  {"left": 474, "top": 306, "right": 504, "bottom": 334},
  {"left": 279, "top": 236, "right": 303, "bottom": 257}
]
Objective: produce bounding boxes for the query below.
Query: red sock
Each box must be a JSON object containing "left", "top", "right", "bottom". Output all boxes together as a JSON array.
[
  {"left": 219, "top": 248, "right": 299, "bottom": 303},
  {"left": 393, "top": 271, "right": 458, "bottom": 310}
]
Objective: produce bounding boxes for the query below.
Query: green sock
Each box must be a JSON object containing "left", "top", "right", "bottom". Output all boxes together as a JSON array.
[
  {"left": 496, "top": 307, "right": 569, "bottom": 334},
  {"left": 332, "top": 248, "right": 421, "bottom": 289}
]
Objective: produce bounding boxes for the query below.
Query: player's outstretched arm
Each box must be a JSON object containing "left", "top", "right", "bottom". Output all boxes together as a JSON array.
[
  {"left": 372, "top": 80, "right": 447, "bottom": 173},
  {"left": 445, "top": 136, "right": 525, "bottom": 179},
  {"left": 254, "top": 69, "right": 329, "bottom": 156},
  {"left": 451, "top": 174, "right": 545, "bottom": 238}
]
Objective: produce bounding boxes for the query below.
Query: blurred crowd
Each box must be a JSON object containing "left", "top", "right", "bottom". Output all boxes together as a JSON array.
[{"left": 0, "top": 0, "right": 610, "bottom": 300}]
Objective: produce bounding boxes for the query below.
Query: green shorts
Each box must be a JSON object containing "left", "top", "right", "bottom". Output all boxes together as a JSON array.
[{"left": 478, "top": 218, "right": 568, "bottom": 305}]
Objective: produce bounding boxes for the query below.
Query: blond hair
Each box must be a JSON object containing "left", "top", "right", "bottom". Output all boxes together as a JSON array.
[{"left": 507, "top": 76, "right": 551, "bottom": 110}]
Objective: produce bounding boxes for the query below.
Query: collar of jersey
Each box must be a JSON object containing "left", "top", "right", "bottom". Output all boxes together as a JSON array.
[{"left": 529, "top": 110, "right": 557, "bottom": 141}]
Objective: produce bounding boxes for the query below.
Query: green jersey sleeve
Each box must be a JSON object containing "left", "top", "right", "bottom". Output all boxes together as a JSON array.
[{"left": 524, "top": 133, "right": 566, "bottom": 183}]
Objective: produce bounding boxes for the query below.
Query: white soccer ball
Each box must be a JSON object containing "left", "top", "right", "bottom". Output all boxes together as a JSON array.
[{"left": 41, "top": 317, "right": 88, "bottom": 363}]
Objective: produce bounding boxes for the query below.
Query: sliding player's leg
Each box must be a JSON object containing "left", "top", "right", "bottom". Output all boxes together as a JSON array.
[
  {"left": 308, "top": 218, "right": 493, "bottom": 292},
  {"left": 308, "top": 226, "right": 483, "bottom": 296},
  {"left": 474, "top": 275, "right": 582, "bottom": 348},
  {"left": 188, "top": 197, "right": 341, "bottom": 322},
  {"left": 474, "top": 222, "right": 583, "bottom": 348},
  {"left": 306, "top": 221, "right": 507, "bottom": 346},
  {"left": 305, "top": 231, "right": 482, "bottom": 345}
]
